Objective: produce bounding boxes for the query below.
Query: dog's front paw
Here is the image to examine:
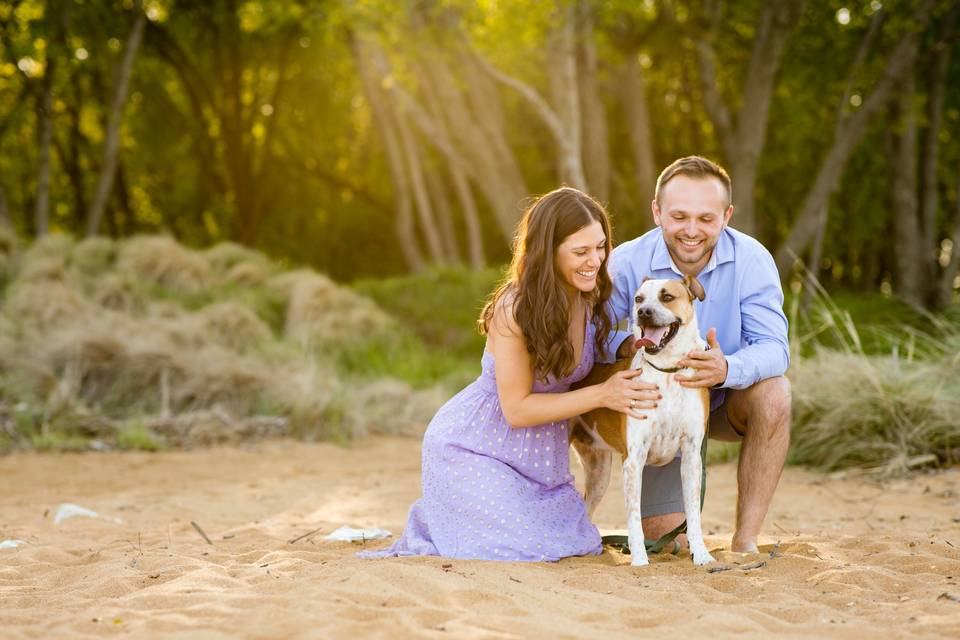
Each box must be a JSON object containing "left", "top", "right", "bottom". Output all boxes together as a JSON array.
[
  {"left": 691, "top": 550, "right": 716, "bottom": 566},
  {"left": 630, "top": 553, "right": 650, "bottom": 567}
]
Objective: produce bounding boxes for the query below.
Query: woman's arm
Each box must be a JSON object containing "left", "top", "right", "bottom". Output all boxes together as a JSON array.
[{"left": 489, "top": 301, "right": 657, "bottom": 428}]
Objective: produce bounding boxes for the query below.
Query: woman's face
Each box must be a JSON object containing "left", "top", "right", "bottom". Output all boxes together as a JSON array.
[{"left": 555, "top": 219, "right": 606, "bottom": 295}]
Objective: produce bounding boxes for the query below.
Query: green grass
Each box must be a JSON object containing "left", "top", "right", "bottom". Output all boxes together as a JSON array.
[
  {"left": 331, "top": 331, "right": 477, "bottom": 390},
  {"left": 785, "top": 289, "right": 936, "bottom": 357},
  {"left": 353, "top": 266, "right": 502, "bottom": 359},
  {"left": 116, "top": 420, "right": 166, "bottom": 451}
]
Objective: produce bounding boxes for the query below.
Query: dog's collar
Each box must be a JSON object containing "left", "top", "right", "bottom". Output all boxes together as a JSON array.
[{"left": 641, "top": 355, "right": 682, "bottom": 374}]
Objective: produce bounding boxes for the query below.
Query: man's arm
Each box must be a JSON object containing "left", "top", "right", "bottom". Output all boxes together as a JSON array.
[
  {"left": 722, "top": 250, "right": 790, "bottom": 389},
  {"left": 598, "top": 246, "right": 636, "bottom": 363}
]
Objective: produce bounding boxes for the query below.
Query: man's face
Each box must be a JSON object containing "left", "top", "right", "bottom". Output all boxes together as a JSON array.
[{"left": 652, "top": 175, "right": 733, "bottom": 276}]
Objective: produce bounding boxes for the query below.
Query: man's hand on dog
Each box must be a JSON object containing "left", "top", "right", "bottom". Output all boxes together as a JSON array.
[{"left": 676, "top": 327, "right": 728, "bottom": 388}]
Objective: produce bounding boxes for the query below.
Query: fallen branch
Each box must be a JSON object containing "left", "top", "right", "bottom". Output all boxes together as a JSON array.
[{"left": 287, "top": 526, "right": 324, "bottom": 545}]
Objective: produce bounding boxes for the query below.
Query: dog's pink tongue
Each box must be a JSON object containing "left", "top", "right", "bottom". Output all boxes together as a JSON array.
[{"left": 640, "top": 325, "right": 669, "bottom": 349}]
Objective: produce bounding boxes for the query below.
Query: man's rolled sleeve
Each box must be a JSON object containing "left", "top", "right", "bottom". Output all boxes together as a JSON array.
[{"left": 721, "top": 252, "right": 790, "bottom": 389}]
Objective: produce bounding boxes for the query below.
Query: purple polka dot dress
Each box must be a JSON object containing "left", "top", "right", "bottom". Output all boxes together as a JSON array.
[{"left": 359, "top": 319, "right": 602, "bottom": 562}]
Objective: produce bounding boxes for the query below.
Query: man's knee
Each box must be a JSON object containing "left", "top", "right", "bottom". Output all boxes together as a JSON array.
[{"left": 730, "top": 376, "right": 791, "bottom": 433}]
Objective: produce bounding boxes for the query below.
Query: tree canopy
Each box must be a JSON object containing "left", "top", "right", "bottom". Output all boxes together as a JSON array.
[{"left": 0, "top": 0, "right": 957, "bottom": 307}]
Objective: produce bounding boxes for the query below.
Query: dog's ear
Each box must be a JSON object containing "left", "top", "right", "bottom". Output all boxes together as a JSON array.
[
  {"left": 682, "top": 275, "right": 705, "bottom": 301},
  {"left": 642, "top": 276, "right": 652, "bottom": 283}
]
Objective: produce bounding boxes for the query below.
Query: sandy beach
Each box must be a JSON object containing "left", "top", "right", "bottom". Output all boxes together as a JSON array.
[{"left": 2, "top": 436, "right": 959, "bottom": 638}]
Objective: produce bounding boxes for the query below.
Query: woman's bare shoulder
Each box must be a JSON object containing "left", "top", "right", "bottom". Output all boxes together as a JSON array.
[{"left": 489, "top": 290, "right": 522, "bottom": 340}]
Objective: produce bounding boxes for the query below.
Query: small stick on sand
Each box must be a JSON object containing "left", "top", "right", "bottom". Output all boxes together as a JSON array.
[
  {"left": 706, "top": 564, "right": 732, "bottom": 573},
  {"left": 287, "top": 527, "right": 324, "bottom": 545},
  {"left": 191, "top": 521, "right": 213, "bottom": 545}
]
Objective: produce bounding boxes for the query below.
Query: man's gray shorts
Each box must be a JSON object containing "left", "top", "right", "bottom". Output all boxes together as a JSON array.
[{"left": 641, "top": 389, "right": 743, "bottom": 518}]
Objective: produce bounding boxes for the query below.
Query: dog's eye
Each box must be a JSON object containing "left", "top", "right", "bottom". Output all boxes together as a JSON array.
[
  {"left": 661, "top": 293, "right": 674, "bottom": 302},
  {"left": 634, "top": 295, "right": 643, "bottom": 304}
]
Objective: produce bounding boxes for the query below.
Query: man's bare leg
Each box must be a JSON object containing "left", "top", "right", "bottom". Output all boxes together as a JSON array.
[
  {"left": 641, "top": 512, "right": 687, "bottom": 549},
  {"left": 725, "top": 376, "right": 791, "bottom": 552}
]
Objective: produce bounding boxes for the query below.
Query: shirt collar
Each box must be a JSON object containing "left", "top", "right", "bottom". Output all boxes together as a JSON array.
[{"left": 652, "top": 227, "right": 735, "bottom": 277}]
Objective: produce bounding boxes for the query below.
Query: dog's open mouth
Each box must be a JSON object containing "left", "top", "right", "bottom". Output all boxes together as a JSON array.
[{"left": 635, "top": 321, "right": 680, "bottom": 354}]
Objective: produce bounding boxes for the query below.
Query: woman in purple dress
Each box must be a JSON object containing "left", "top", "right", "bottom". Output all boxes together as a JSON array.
[{"left": 361, "top": 187, "right": 654, "bottom": 562}]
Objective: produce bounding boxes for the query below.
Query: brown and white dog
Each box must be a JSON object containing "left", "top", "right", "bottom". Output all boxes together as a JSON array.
[{"left": 571, "top": 276, "right": 716, "bottom": 566}]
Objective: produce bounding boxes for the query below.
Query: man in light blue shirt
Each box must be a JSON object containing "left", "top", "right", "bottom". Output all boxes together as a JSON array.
[{"left": 603, "top": 156, "right": 791, "bottom": 554}]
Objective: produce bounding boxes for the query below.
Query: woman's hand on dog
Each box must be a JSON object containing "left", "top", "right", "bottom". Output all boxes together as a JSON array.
[{"left": 598, "top": 369, "right": 660, "bottom": 420}]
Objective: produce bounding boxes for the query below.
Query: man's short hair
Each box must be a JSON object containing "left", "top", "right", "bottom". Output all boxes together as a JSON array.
[{"left": 654, "top": 156, "right": 732, "bottom": 207}]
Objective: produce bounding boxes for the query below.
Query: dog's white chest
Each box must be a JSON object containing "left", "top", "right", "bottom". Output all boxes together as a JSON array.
[{"left": 627, "top": 367, "right": 706, "bottom": 467}]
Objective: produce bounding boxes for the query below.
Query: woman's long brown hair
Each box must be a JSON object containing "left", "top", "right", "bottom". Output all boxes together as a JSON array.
[{"left": 479, "top": 187, "right": 614, "bottom": 381}]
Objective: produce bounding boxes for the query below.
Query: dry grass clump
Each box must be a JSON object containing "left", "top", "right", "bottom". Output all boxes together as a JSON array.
[
  {"left": 189, "top": 302, "right": 273, "bottom": 352},
  {"left": 787, "top": 279, "right": 960, "bottom": 473},
  {"left": 204, "top": 242, "right": 274, "bottom": 286},
  {"left": 16, "top": 234, "right": 73, "bottom": 283},
  {"left": 0, "top": 233, "right": 445, "bottom": 452},
  {"left": 88, "top": 273, "right": 145, "bottom": 312},
  {"left": 4, "top": 280, "right": 92, "bottom": 330},
  {"left": 273, "top": 270, "right": 393, "bottom": 345},
  {"left": 70, "top": 236, "right": 117, "bottom": 278},
  {"left": 116, "top": 235, "right": 210, "bottom": 292},
  {"left": 36, "top": 316, "right": 270, "bottom": 417},
  {"left": 17, "top": 255, "right": 67, "bottom": 283},
  {"left": 21, "top": 233, "right": 75, "bottom": 263},
  {"left": 790, "top": 349, "right": 960, "bottom": 472},
  {"left": 146, "top": 410, "right": 287, "bottom": 447},
  {"left": 344, "top": 379, "right": 447, "bottom": 438}
]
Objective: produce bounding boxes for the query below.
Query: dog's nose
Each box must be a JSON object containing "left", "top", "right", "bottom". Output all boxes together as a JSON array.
[{"left": 637, "top": 306, "right": 654, "bottom": 319}]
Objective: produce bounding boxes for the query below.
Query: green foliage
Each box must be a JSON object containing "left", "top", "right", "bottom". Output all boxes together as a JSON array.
[
  {"left": 331, "top": 330, "right": 475, "bottom": 389},
  {"left": 353, "top": 266, "right": 502, "bottom": 359},
  {"left": 116, "top": 420, "right": 165, "bottom": 451}
]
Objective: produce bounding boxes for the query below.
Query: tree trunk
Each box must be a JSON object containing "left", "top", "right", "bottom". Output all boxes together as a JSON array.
[
  {"left": 424, "top": 163, "right": 461, "bottom": 265},
  {"left": 0, "top": 183, "right": 11, "bottom": 230},
  {"left": 801, "top": 205, "right": 829, "bottom": 311},
  {"left": 451, "top": 168, "right": 485, "bottom": 270},
  {"left": 939, "top": 166, "right": 960, "bottom": 306},
  {"left": 622, "top": 53, "right": 655, "bottom": 210},
  {"left": 385, "top": 54, "right": 486, "bottom": 269},
  {"left": 544, "top": 5, "right": 586, "bottom": 191},
  {"left": 86, "top": 0, "right": 146, "bottom": 237},
  {"left": 350, "top": 31, "right": 425, "bottom": 272},
  {"left": 888, "top": 69, "right": 925, "bottom": 309},
  {"left": 34, "top": 50, "right": 55, "bottom": 236},
  {"left": 419, "top": 72, "right": 485, "bottom": 269},
  {"left": 920, "top": 14, "right": 954, "bottom": 305},
  {"left": 695, "top": 0, "right": 805, "bottom": 237},
  {"left": 576, "top": 0, "right": 610, "bottom": 202},
  {"left": 417, "top": 45, "right": 524, "bottom": 240},
  {"left": 469, "top": 9, "right": 587, "bottom": 192},
  {"left": 774, "top": 0, "right": 936, "bottom": 275},
  {"left": 395, "top": 105, "right": 448, "bottom": 264}
]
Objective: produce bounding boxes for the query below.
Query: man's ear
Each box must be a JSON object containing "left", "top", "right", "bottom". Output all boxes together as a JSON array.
[
  {"left": 651, "top": 199, "right": 662, "bottom": 227},
  {"left": 722, "top": 204, "right": 734, "bottom": 227},
  {"left": 682, "top": 275, "right": 705, "bottom": 301}
]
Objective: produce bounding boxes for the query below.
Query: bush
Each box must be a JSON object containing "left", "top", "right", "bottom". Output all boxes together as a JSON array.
[
  {"left": 0, "top": 234, "right": 448, "bottom": 451},
  {"left": 787, "top": 283, "right": 960, "bottom": 473}
]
